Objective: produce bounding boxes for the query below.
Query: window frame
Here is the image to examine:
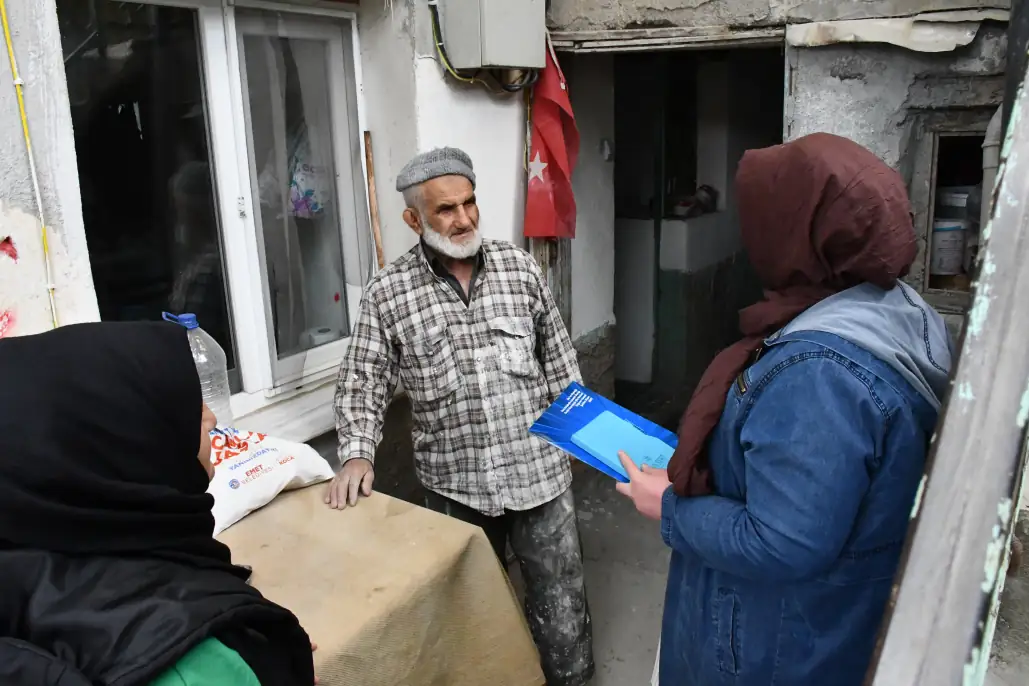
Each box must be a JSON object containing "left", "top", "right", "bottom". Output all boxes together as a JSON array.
[
  {"left": 126, "top": 0, "right": 373, "bottom": 400},
  {"left": 906, "top": 109, "right": 994, "bottom": 316},
  {"left": 59, "top": 0, "right": 249, "bottom": 391},
  {"left": 233, "top": 9, "right": 367, "bottom": 387}
]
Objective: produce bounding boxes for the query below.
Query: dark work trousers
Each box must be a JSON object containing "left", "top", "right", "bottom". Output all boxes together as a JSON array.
[{"left": 423, "top": 487, "right": 595, "bottom": 686}]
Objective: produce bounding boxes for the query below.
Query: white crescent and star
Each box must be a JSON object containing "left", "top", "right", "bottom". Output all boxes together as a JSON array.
[{"left": 528, "top": 152, "right": 548, "bottom": 183}]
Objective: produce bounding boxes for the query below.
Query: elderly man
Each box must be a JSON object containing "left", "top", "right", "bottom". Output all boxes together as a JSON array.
[{"left": 326, "top": 147, "right": 594, "bottom": 686}]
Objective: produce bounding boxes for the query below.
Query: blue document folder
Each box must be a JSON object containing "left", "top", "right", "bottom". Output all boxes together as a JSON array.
[{"left": 528, "top": 382, "right": 678, "bottom": 483}]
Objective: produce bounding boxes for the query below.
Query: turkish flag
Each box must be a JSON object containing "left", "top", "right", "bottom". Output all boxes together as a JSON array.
[{"left": 524, "top": 36, "right": 580, "bottom": 239}]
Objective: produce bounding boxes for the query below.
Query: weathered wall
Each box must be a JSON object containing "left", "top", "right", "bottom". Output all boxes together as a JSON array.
[
  {"left": 574, "top": 323, "right": 617, "bottom": 397},
  {"left": 564, "top": 53, "right": 617, "bottom": 395},
  {"left": 785, "top": 25, "right": 1006, "bottom": 166},
  {"left": 358, "top": 0, "right": 420, "bottom": 262},
  {"left": 0, "top": 0, "right": 99, "bottom": 339},
  {"left": 548, "top": 0, "right": 1010, "bottom": 32},
  {"left": 785, "top": 24, "right": 1006, "bottom": 290}
]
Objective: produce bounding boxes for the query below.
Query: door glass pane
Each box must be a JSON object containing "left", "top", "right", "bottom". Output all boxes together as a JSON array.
[
  {"left": 238, "top": 12, "right": 350, "bottom": 360},
  {"left": 56, "top": 1, "right": 240, "bottom": 390}
]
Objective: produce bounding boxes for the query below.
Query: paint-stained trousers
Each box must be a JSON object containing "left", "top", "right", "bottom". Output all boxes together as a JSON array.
[{"left": 423, "top": 487, "right": 595, "bottom": 686}]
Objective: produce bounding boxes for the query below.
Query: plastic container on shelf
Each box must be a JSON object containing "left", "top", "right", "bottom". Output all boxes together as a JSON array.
[
  {"left": 935, "top": 186, "right": 975, "bottom": 222},
  {"left": 930, "top": 219, "right": 968, "bottom": 277},
  {"left": 163, "top": 312, "right": 233, "bottom": 426}
]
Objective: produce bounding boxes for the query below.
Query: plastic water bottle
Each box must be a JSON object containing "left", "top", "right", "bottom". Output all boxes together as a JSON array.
[{"left": 163, "top": 312, "right": 234, "bottom": 426}]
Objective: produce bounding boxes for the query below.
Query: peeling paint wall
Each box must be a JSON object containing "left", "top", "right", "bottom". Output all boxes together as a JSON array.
[
  {"left": 785, "top": 25, "right": 1006, "bottom": 166},
  {"left": 548, "top": 0, "right": 1010, "bottom": 33},
  {"left": 0, "top": 0, "right": 99, "bottom": 339},
  {"left": 786, "top": 24, "right": 1005, "bottom": 292}
]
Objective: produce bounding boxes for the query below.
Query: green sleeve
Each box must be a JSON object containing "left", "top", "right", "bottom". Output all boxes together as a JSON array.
[{"left": 149, "top": 638, "right": 262, "bottom": 686}]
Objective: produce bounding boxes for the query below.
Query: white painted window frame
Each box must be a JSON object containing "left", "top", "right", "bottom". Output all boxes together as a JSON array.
[
  {"left": 123, "top": 0, "right": 371, "bottom": 418},
  {"left": 233, "top": 9, "right": 366, "bottom": 389}
]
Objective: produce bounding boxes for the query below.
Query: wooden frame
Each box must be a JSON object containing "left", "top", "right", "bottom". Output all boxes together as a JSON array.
[
  {"left": 905, "top": 108, "right": 994, "bottom": 315},
  {"left": 866, "top": 62, "right": 1029, "bottom": 685},
  {"left": 550, "top": 26, "right": 785, "bottom": 53}
]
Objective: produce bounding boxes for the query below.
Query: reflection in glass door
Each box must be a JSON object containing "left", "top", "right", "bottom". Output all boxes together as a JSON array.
[
  {"left": 56, "top": 0, "right": 241, "bottom": 391},
  {"left": 236, "top": 10, "right": 355, "bottom": 365}
]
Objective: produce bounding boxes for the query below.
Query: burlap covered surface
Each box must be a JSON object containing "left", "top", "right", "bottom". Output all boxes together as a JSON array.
[{"left": 217, "top": 486, "right": 545, "bottom": 686}]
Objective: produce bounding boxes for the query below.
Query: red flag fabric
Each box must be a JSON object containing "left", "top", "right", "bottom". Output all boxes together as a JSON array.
[{"left": 524, "top": 37, "right": 580, "bottom": 239}]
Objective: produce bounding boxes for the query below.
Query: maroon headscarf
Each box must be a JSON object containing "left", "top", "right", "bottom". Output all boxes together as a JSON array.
[{"left": 666, "top": 133, "right": 918, "bottom": 497}]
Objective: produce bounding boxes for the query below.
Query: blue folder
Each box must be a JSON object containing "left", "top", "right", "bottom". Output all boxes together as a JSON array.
[{"left": 528, "top": 383, "right": 678, "bottom": 483}]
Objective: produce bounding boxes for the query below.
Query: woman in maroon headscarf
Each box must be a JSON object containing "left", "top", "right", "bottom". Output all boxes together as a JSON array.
[{"left": 617, "top": 133, "right": 953, "bottom": 685}]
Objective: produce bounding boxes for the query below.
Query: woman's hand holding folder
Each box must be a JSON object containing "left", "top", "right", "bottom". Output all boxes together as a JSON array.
[{"left": 615, "top": 451, "right": 671, "bottom": 522}]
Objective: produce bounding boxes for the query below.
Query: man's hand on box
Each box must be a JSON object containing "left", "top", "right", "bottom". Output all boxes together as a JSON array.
[{"left": 324, "top": 458, "right": 374, "bottom": 509}]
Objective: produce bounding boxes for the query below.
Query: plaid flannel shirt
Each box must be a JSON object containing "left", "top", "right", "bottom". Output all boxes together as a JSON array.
[{"left": 334, "top": 239, "right": 581, "bottom": 515}]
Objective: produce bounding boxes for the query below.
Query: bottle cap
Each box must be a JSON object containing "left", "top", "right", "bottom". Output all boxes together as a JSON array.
[{"left": 162, "top": 312, "right": 200, "bottom": 330}]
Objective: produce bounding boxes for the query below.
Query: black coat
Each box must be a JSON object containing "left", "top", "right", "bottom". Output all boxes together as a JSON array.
[
  {"left": 0, "top": 323, "right": 314, "bottom": 685},
  {"left": 0, "top": 549, "right": 314, "bottom": 685}
]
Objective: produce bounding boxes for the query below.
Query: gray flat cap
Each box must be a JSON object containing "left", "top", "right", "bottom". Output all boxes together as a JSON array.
[{"left": 395, "top": 147, "right": 476, "bottom": 192}]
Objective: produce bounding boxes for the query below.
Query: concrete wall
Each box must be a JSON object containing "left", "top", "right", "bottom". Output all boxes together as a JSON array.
[
  {"left": 548, "top": 0, "right": 1009, "bottom": 32},
  {"left": 785, "top": 26, "right": 1006, "bottom": 167},
  {"left": 357, "top": 1, "right": 420, "bottom": 262},
  {"left": 564, "top": 53, "right": 617, "bottom": 396},
  {"left": 0, "top": 0, "right": 99, "bottom": 340},
  {"left": 785, "top": 24, "right": 1006, "bottom": 290}
]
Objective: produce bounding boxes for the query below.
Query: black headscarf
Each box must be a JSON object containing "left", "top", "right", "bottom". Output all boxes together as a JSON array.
[
  {"left": 0, "top": 321, "right": 240, "bottom": 573},
  {"left": 0, "top": 322, "right": 314, "bottom": 685}
]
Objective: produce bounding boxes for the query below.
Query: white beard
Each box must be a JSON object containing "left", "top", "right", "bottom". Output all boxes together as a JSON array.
[{"left": 422, "top": 223, "right": 483, "bottom": 260}]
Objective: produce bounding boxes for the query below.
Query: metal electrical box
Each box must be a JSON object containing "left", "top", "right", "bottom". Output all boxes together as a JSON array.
[{"left": 438, "top": 0, "right": 546, "bottom": 70}]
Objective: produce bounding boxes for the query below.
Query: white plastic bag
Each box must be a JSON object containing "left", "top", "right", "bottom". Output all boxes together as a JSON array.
[{"left": 207, "top": 428, "right": 334, "bottom": 535}]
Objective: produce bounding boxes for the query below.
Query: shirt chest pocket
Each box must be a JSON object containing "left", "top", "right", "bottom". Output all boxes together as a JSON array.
[
  {"left": 402, "top": 325, "right": 462, "bottom": 402},
  {"left": 488, "top": 316, "right": 537, "bottom": 378}
]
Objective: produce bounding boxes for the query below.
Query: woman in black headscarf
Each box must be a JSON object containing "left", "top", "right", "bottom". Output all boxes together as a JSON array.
[{"left": 0, "top": 321, "right": 315, "bottom": 685}]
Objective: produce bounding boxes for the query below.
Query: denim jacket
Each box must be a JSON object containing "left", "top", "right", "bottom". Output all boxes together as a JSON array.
[{"left": 659, "top": 283, "right": 952, "bottom": 685}]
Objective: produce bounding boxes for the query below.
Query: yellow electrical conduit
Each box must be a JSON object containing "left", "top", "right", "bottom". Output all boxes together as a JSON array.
[{"left": 1, "top": 0, "right": 59, "bottom": 329}]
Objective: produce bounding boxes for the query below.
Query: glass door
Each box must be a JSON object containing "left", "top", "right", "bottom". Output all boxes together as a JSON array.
[{"left": 235, "top": 9, "right": 364, "bottom": 385}]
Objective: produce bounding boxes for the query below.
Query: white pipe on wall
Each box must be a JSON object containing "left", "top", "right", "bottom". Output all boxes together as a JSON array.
[{"left": 982, "top": 106, "right": 1003, "bottom": 231}]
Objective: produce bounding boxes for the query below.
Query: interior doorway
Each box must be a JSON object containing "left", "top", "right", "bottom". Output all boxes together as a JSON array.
[{"left": 611, "top": 47, "right": 784, "bottom": 426}]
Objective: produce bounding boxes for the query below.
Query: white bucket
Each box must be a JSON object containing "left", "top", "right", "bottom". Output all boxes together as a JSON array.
[{"left": 930, "top": 219, "right": 968, "bottom": 276}]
